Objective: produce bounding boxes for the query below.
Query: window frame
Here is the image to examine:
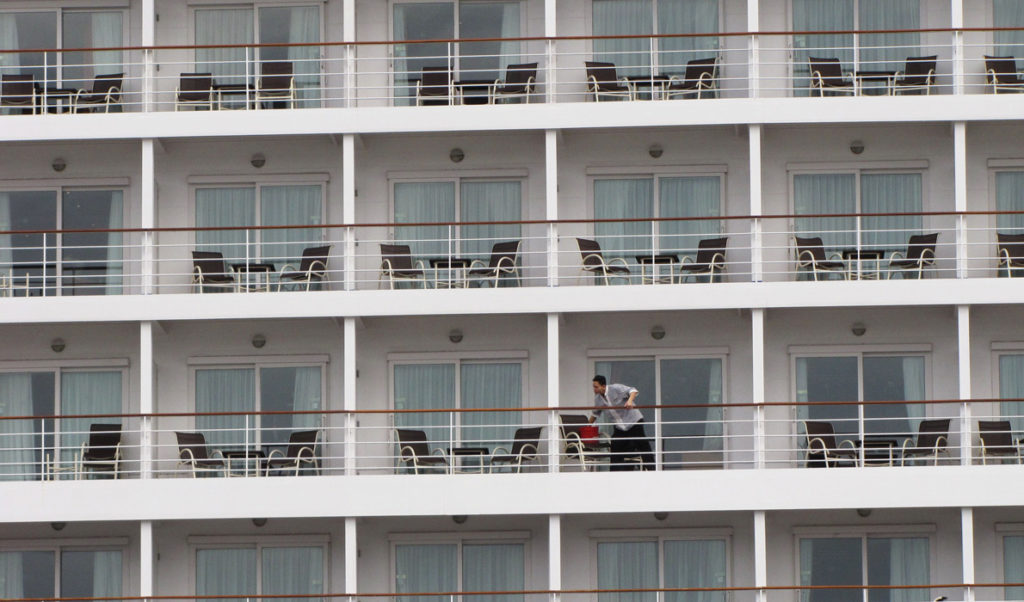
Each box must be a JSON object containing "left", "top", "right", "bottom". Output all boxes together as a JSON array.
[
  {"left": 589, "top": 527, "right": 733, "bottom": 594},
  {"left": 188, "top": 534, "right": 330, "bottom": 599},
  {"left": 0, "top": 537, "right": 128, "bottom": 599},
  {"left": 387, "top": 173, "right": 528, "bottom": 240},
  {"left": 586, "top": 0, "right": 726, "bottom": 68}
]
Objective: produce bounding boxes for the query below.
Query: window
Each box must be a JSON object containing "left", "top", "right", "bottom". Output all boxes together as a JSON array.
[
  {"left": 994, "top": 171, "right": 1024, "bottom": 233},
  {"left": 392, "top": 178, "right": 522, "bottom": 264},
  {"left": 0, "top": 548, "right": 122, "bottom": 600},
  {"left": 0, "top": 368, "right": 124, "bottom": 481},
  {"left": 994, "top": 0, "right": 1024, "bottom": 56},
  {"left": 392, "top": 1, "right": 522, "bottom": 104},
  {"left": 392, "top": 358, "right": 524, "bottom": 463},
  {"left": 1003, "top": 534, "right": 1024, "bottom": 601},
  {"left": 593, "top": 355, "right": 725, "bottom": 468},
  {"left": 592, "top": 174, "right": 723, "bottom": 275},
  {"left": 792, "top": 0, "right": 920, "bottom": 94},
  {"left": 393, "top": 539, "right": 525, "bottom": 602},
  {"left": 0, "top": 188, "right": 124, "bottom": 296},
  {"left": 196, "top": 542, "right": 325, "bottom": 602},
  {"left": 595, "top": 535, "right": 727, "bottom": 602},
  {"left": 998, "top": 353, "right": 1024, "bottom": 433},
  {"left": 194, "top": 4, "right": 321, "bottom": 107},
  {"left": 592, "top": 0, "right": 720, "bottom": 76},
  {"left": 798, "top": 536, "right": 930, "bottom": 602},
  {"left": 194, "top": 183, "right": 323, "bottom": 267},
  {"left": 795, "top": 353, "right": 926, "bottom": 442},
  {"left": 192, "top": 363, "right": 323, "bottom": 454},
  {"left": 792, "top": 171, "right": 923, "bottom": 262}
]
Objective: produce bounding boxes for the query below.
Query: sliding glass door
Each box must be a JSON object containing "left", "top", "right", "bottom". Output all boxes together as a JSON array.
[
  {"left": 0, "top": 550, "right": 122, "bottom": 600},
  {"left": 197, "top": 545, "right": 323, "bottom": 602},
  {"left": 799, "top": 536, "right": 929, "bottom": 602},
  {"left": 598, "top": 538, "right": 727, "bottom": 602},
  {"left": 395, "top": 542, "right": 524, "bottom": 602}
]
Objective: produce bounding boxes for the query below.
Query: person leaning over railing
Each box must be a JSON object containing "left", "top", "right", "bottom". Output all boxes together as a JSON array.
[{"left": 589, "top": 374, "right": 655, "bottom": 470}]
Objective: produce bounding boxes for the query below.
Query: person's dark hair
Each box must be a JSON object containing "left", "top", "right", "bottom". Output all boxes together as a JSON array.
[{"left": 592, "top": 375, "right": 607, "bottom": 386}]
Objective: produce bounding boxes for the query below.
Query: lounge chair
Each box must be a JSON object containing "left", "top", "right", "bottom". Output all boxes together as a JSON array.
[
  {"left": 560, "top": 414, "right": 610, "bottom": 471},
  {"left": 379, "top": 244, "right": 427, "bottom": 289},
  {"left": 467, "top": 240, "right": 521, "bottom": 287},
  {"left": 278, "top": 245, "right": 331, "bottom": 291},
  {"left": 892, "top": 56, "right": 936, "bottom": 95},
  {"left": 78, "top": 423, "right": 122, "bottom": 479},
  {"left": 795, "top": 236, "right": 848, "bottom": 281},
  {"left": 808, "top": 57, "right": 855, "bottom": 96},
  {"left": 585, "top": 61, "right": 634, "bottom": 101},
  {"left": 489, "top": 62, "right": 538, "bottom": 104},
  {"left": 676, "top": 237, "right": 728, "bottom": 282},
  {"left": 175, "top": 73, "right": 215, "bottom": 111},
  {"left": 191, "top": 251, "right": 236, "bottom": 293},
  {"left": 997, "top": 233, "right": 1024, "bottom": 277},
  {"left": 175, "top": 431, "right": 226, "bottom": 477},
  {"left": 985, "top": 55, "right": 1024, "bottom": 93},
  {"left": 1, "top": 74, "right": 38, "bottom": 115},
  {"left": 900, "top": 418, "right": 950, "bottom": 466},
  {"left": 804, "top": 420, "right": 859, "bottom": 467},
  {"left": 395, "top": 428, "right": 449, "bottom": 474},
  {"left": 73, "top": 73, "right": 123, "bottom": 113},
  {"left": 490, "top": 427, "right": 542, "bottom": 473},
  {"left": 264, "top": 430, "right": 320, "bottom": 476},
  {"left": 978, "top": 420, "right": 1021, "bottom": 464},
  {"left": 577, "top": 237, "right": 631, "bottom": 285},
  {"left": 416, "top": 66, "right": 455, "bottom": 106},
  {"left": 664, "top": 57, "right": 718, "bottom": 99},
  {"left": 256, "top": 61, "right": 296, "bottom": 109},
  {"left": 887, "top": 233, "right": 938, "bottom": 279}
]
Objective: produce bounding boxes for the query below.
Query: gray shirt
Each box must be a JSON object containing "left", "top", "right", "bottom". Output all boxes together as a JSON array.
[{"left": 592, "top": 383, "right": 643, "bottom": 430}]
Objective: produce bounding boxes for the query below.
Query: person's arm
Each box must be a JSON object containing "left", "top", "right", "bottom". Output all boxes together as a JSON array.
[
  {"left": 591, "top": 394, "right": 606, "bottom": 423},
  {"left": 624, "top": 388, "right": 639, "bottom": 409}
]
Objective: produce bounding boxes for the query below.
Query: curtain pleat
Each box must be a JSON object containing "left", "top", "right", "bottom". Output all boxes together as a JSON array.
[
  {"left": 1005, "top": 536, "right": 1024, "bottom": 601},
  {"left": 0, "top": 552, "right": 24, "bottom": 598},
  {"left": 659, "top": 176, "right": 721, "bottom": 256},
  {"left": 860, "top": 174, "right": 922, "bottom": 251},
  {"left": 597, "top": 541, "right": 658, "bottom": 602},
  {"left": 594, "top": 0, "right": 654, "bottom": 76},
  {"left": 395, "top": 544, "right": 457, "bottom": 602},
  {"left": 394, "top": 364, "right": 456, "bottom": 453},
  {"left": 859, "top": 0, "right": 919, "bottom": 73},
  {"left": 463, "top": 543, "right": 525, "bottom": 602},
  {"left": 0, "top": 373, "right": 34, "bottom": 481},
  {"left": 883, "top": 538, "right": 930, "bottom": 602},
  {"left": 394, "top": 182, "right": 457, "bottom": 262},
  {"left": 664, "top": 540, "right": 727, "bottom": 602},
  {"left": 197, "top": 549, "right": 257, "bottom": 600},
  {"left": 1000, "top": 354, "right": 1024, "bottom": 433},
  {"left": 792, "top": 0, "right": 854, "bottom": 95},
  {"left": 995, "top": 0, "right": 1024, "bottom": 56},
  {"left": 658, "top": 0, "right": 719, "bottom": 75},
  {"left": 196, "top": 187, "right": 257, "bottom": 263},
  {"left": 59, "top": 371, "right": 122, "bottom": 465},
  {"left": 260, "top": 184, "right": 322, "bottom": 267},
  {"left": 196, "top": 369, "right": 255, "bottom": 448},
  {"left": 996, "top": 172, "right": 1024, "bottom": 232},
  {"left": 460, "top": 363, "right": 521, "bottom": 452},
  {"left": 595, "top": 178, "right": 654, "bottom": 272},
  {"left": 460, "top": 181, "right": 522, "bottom": 261},
  {"left": 262, "top": 547, "right": 323, "bottom": 602},
  {"left": 196, "top": 8, "right": 254, "bottom": 85},
  {"left": 794, "top": 173, "right": 857, "bottom": 255}
]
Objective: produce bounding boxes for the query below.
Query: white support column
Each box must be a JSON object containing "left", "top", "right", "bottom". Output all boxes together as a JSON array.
[
  {"left": 951, "top": 0, "right": 965, "bottom": 95},
  {"left": 549, "top": 514, "right": 562, "bottom": 602},
  {"left": 140, "top": 521, "right": 153, "bottom": 602},
  {"left": 546, "top": 130, "right": 559, "bottom": 286},
  {"left": 957, "top": 305, "right": 972, "bottom": 466},
  {"left": 747, "top": 0, "right": 760, "bottom": 98},
  {"left": 754, "top": 511, "right": 767, "bottom": 602},
  {"left": 545, "top": 0, "right": 557, "bottom": 103},
  {"left": 749, "top": 125, "right": 763, "bottom": 282},
  {"left": 954, "top": 122, "right": 967, "bottom": 279},
  {"left": 142, "top": 0, "right": 155, "bottom": 111},
  {"left": 141, "top": 139, "right": 155, "bottom": 294},
  {"left": 547, "top": 313, "right": 560, "bottom": 473},
  {"left": 344, "top": 318, "right": 357, "bottom": 475},
  {"left": 343, "top": 134, "right": 356, "bottom": 291},
  {"left": 140, "top": 322, "right": 154, "bottom": 479},
  {"left": 752, "top": 309, "right": 766, "bottom": 469},
  {"left": 343, "top": 0, "right": 356, "bottom": 108},
  {"left": 345, "top": 517, "right": 358, "bottom": 602},
  {"left": 962, "top": 507, "right": 975, "bottom": 602}
]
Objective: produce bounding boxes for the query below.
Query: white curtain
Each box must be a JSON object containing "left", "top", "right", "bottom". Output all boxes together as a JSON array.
[
  {"left": 594, "top": 0, "right": 653, "bottom": 76},
  {"left": 659, "top": 176, "right": 721, "bottom": 257},
  {"left": 395, "top": 544, "right": 457, "bottom": 602},
  {"left": 460, "top": 181, "right": 522, "bottom": 261},
  {"left": 196, "top": 187, "right": 256, "bottom": 263},
  {"left": 196, "top": 368, "right": 255, "bottom": 448},
  {"left": 0, "top": 373, "right": 34, "bottom": 480},
  {"left": 595, "top": 178, "right": 654, "bottom": 271},
  {"left": 263, "top": 546, "right": 323, "bottom": 602},
  {"left": 89, "top": 12, "right": 123, "bottom": 79},
  {"left": 0, "top": 14, "right": 20, "bottom": 77},
  {"left": 59, "top": 371, "right": 122, "bottom": 465},
  {"left": 995, "top": 0, "right": 1024, "bottom": 56},
  {"left": 900, "top": 357, "right": 926, "bottom": 436},
  {"left": 104, "top": 191, "right": 124, "bottom": 295},
  {"left": 394, "top": 364, "right": 456, "bottom": 453},
  {"left": 792, "top": 0, "right": 854, "bottom": 94},
  {"left": 861, "top": 174, "right": 922, "bottom": 256},
  {"left": 260, "top": 185, "right": 322, "bottom": 267},
  {"left": 281, "top": 6, "right": 321, "bottom": 107},
  {"left": 799, "top": 538, "right": 862, "bottom": 602},
  {"left": 291, "top": 366, "right": 322, "bottom": 430},
  {"left": 0, "top": 193, "right": 10, "bottom": 269},
  {"left": 460, "top": 2, "right": 521, "bottom": 80},
  {"left": 885, "top": 538, "right": 930, "bottom": 602},
  {"left": 996, "top": 172, "right": 1024, "bottom": 232},
  {"left": 1000, "top": 355, "right": 1024, "bottom": 433},
  {"left": 658, "top": 0, "right": 719, "bottom": 75},
  {"left": 664, "top": 540, "right": 727, "bottom": 602},
  {"left": 0, "top": 552, "right": 24, "bottom": 598},
  {"left": 460, "top": 363, "right": 521, "bottom": 452},
  {"left": 197, "top": 549, "right": 257, "bottom": 600},
  {"left": 794, "top": 173, "right": 857, "bottom": 255},
  {"left": 859, "top": 0, "right": 919, "bottom": 73},
  {"left": 597, "top": 541, "right": 658, "bottom": 602},
  {"left": 463, "top": 543, "right": 524, "bottom": 602},
  {"left": 394, "top": 182, "right": 456, "bottom": 262},
  {"left": 1005, "top": 536, "right": 1024, "bottom": 601},
  {"left": 196, "top": 8, "right": 254, "bottom": 85},
  {"left": 704, "top": 360, "right": 724, "bottom": 450},
  {"left": 61, "top": 550, "right": 121, "bottom": 599},
  {"left": 392, "top": 3, "right": 454, "bottom": 105}
]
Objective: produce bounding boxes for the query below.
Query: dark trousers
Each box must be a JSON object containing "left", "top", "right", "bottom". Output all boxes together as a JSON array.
[{"left": 610, "top": 420, "right": 655, "bottom": 471}]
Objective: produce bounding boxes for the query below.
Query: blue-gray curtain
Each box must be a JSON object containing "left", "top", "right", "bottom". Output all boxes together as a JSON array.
[
  {"left": 394, "top": 363, "right": 456, "bottom": 455},
  {"left": 395, "top": 543, "right": 457, "bottom": 602},
  {"left": 196, "top": 187, "right": 256, "bottom": 263},
  {"left": 860, "top": 173, "right": 922, "bottom": 251},
  {"left": 463, "top": 543, "right": 525, "bottom": 602},
  {"left": 996, "top": 172, "right": 1024, "bottom": 232},
  {"left": 994, "top": 0, "right": 1024, "bottom": 56},
  {"left": 1000, "top": 354, "right": 1024, "bottom": 433},
  {"left": 196, "top": 8, "right": 254, "bottom": 86},
  {"left": 659, "top": 176, "right": 721, "bottom": 257},
  {"left": 195, "top": 368, "right": 255, "bottom": 448},
  {"left": 597, "top": 541, "right": 658, "bottom": 602},
  {"left": 595, "top": 178, "right": 654, "bottom": 272},
  {"left": 260, "top": 184, "right": 322, "bottom": 267},
  {"left": 262, "top": 546, "right": 323, "bottom": 602},
  {"left": 0, "top": 373, "right": 35, "bottom": 481},
  {"left": 664, "top": 540, "right": 727, "bottom": 602},
  {"left": 794, "top": 173, "right": 857, "bottom": 253},
  {"left": 859, "top": 0, "right": 920, "bottom": 73},
  {"left": 460, "top": 363, "right": 521, "bottom": 452},
  {"left": 197, "top": 548, "right": 257, "bottom": 601},
  {"left": 1005, "top": 536, "right": 1024, "bottom": 601},
  {"left": 792, "top": 0, "right": 854, "bottom": 95},
  {"left": 394, "top": 182, "right": 456, "bottom": 262},
  {"left": 658, "top": 0, "right": 719, "bottom": 75},
  {"left": 460, "top": 181, "right": 522, "bottom": 261},
  {"left": 59, "top": 371, "right": 122, "bottom": 466},
  {"left": 594, "top": 0, "right": 653, "bottom": 76}
]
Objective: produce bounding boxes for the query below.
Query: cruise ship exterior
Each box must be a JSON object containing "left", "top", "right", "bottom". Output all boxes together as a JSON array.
[{"left": 2, "top": 1, "right": 1024, "bottom": 601}]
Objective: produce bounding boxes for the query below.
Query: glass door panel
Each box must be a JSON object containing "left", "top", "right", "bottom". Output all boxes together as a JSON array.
[
  {"left": 999, "top": 354, "right": 1024, "bottom": 433},
  {"left": 794, "top": 174, "right": 856, "bottom": 256},
  {"left": 799, "top": 538, "right": 862, "bottom": 602},
  {"left": 1, "top": 191, "right": 57, "bottom": 296},
  {"left": 459, "top": 2, "right": 520, "bottom": 83},
  {"left": 61, "top": 190, "right": 123, "bottom": 296},
  {"left": 62, "top": 11, "right": 123, "bottom": 91},
  {"left": 0, "top": 372, "right": 54, "bottom": 481},
  {"left": 196, "top": 8, "right": 254, "bottom": 86},
  {"left": 593, "top": 0, "right": 654, "bottom": 77},
  {"left": 394, "top": 364, "right": 456, "bottom": 453},
  {"left": 460, "top": 181, "right": 521, "bottom": 263},
  {"left": 862, "top": 356, "right": 924, "bottom": 439},
  {"left": 262, "top": 547, "right": 323, "bottom": 602},
  {"left": 460, "top": 363, "right": 521, "bottom": 454},
  {"left": 796, "top": 356, "right": 859, "bottom": 439},
  {"left": 463, "top": 543, "right": 525, "bottom": 602},
  {"left": 59, "top": 371, "right": 122, "bottom": 466},
  {"left": 860, "top": 174, "right": 921, "bottom": 252},
  {"left": 395, "top": 543, "right": 457, "bottom": 602},
  {"left": 260, "top": 366, "right": 322, "bottom": 454},
  {"left": 61, "top": 550, "right": 122, "bottom": 599},
  {"left": 660, "top": 358, "right": 723, "bottom": 468},
  {"left": 0, "top": 12, "right": 57, "bottom": 86},
  {"left": 197, "top": 549, "right": 257, "bottom": 600},
  {"left": 393, "top": 3, "right": 455, "bottom": 105},
  {"left": 866, "top": 538, "right": 930, "bottom": 602},
  {"left": 658, "top": 0, "right": 720, "bottom": 76},
  {"left": 792, "top": 0, "right": 854, "bottom": 95},
  {"left": 394, "top": 182, "right": 456, "bottom": 263},
  {"left": 258, "top": 6, "right": 321, "bottom": 107},
  {"left": 195, "top": 368, "right": 256, "bottom": 449},
  {"left": 658, "top": 176, "right": 721, "bottom": 258},
  {"left": 597, "top": 541, "right": 658, "bottom": 602},
  {"left": 260, "top": 184, "right": 322, "bottom": 268},
  {"left": 664, "top": 539, "right": 727, "bottom": 602},
  {"left": 195, "top": 187, "right": 257, "bottom": 263},
  {"left": 594, "top": 178, "right": 654, "bottom": 275},
  {"left": 0, "top": 551, "right": 55, "bottom": 598}
]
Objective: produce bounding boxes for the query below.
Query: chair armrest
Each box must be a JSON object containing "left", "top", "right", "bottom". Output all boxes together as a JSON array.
[
  {"left": 796, "top": 248, "right": 814, "bottom": 268},
  {"left": 399, "top": 444, "right": 417, "bottom": 462},
  {"left": 267, "top": 449, "right": 285, "bottom": 460},
  {"left": 809, "top": 69, "right": 823, "bottom": 88},
  {"left": 280, "top": 263, "right": 298, "bottom": 274},
  {"left": 492, "top": 446, "right": 510, "bottom": 457},
  {"left": 710, "top": 252, "right": 727, "bottom": 269},
  {"left": 496, "top": 256, "right": 518, "bottom": 273},
  {"left": 431, "top": 448, "right": 448, "bottom": 463},
  {"left": 608, "top": 257, "right": 629, "bottom": 268},
  {"left": 520, "top": 443, "right": 539, "bottom": 458},
  {"left": 838, "top": 439, "right": 857, "bottom": 450},
  {"left": 920, "top": 248, "right": 936, "bottom": 266},
  {"left": 888, "top": 250, "right": 906, "bottom": 261},
  {"left": 1000, "top": 247, "right": 1011, "bottom": 266},
  {"left": 211, "top": 449, "right": 225, "bottom": 459},
  {"left": 827, "top": 252, "right": 844, "bottom": 262},
  {"left": 380, "top": 258, "right": 395, "bottom": 274},
  {"left": 469, "top": 259, "right": 488, "bottom": 270},
  {"left": 525, "top": 76, "right": 536, "bottom": 92},
  {"left": 309, "top": 259, "right": 328, "bottom": 276},
  {"left": 807, "top": 436, "right": 828, "bottom": 453},
  {"left": 179, "top": 448, "right": 197, "bottom": 463},
  {"left": 681, "top": 255, "right": 695, "bottom": 264},
  {"left": 587, "top": 74, "right": 599, "bottom": 92}
]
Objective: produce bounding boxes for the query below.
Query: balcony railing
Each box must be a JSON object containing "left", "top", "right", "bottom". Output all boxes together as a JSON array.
[
  {"left": 2, "top": 398, "right": 1021, "bottom": 481},
  {"left": 3, "top": 27, "right": 1024, "bottom": 115},
  {"left": 1, "top": 211, "right": 1021, "bottom": 297}
]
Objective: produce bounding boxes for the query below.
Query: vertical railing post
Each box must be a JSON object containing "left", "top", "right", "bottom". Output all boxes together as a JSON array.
[
  {"left": 448, "top": 42, "right": 454, "bottom": 105},
  {"left": 244, "top": 414, "right": 251, "bottom": 476},
  {"left": 546, "top": 39, "right": 557, "bottom": 103},
  {"left": 42, "top": 232, "right": 48, "bottom": 297},
  {"left": 246, "top": 46, "right": 253, "bottom": 109}
]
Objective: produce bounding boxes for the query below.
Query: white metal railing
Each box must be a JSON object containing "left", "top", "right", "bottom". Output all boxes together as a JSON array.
[
  {"left": 4, "top": 29, "right": 1024, "bottom": 116},
  {"left": 3, "top": 400, "right": 1022, "bottom": 481}
]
